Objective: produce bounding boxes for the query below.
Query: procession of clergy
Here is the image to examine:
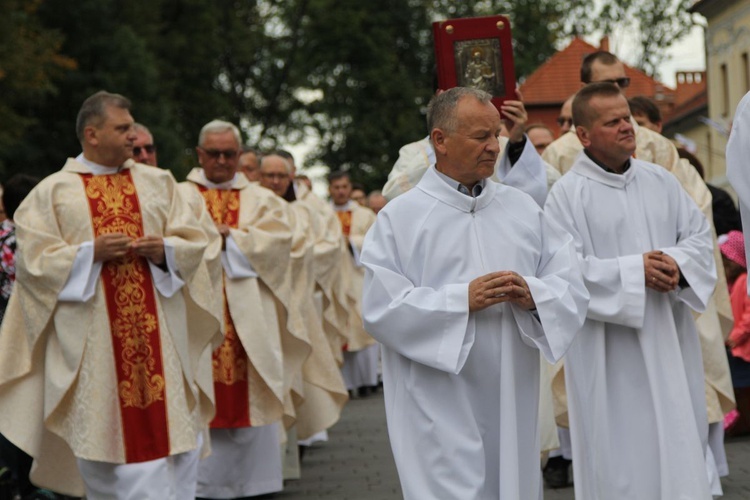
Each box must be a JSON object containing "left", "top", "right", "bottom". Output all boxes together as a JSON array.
[
  {"left": 0, "top": 47, "right": 746, "bottom": 500},
  {"left": 0, "top": 89, "right": 381, "bottom": 499}
]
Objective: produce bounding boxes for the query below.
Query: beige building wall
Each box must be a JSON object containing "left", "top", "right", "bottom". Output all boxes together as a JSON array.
[{"left": 701, "top": 0, "right": 750, "bottom": 187}]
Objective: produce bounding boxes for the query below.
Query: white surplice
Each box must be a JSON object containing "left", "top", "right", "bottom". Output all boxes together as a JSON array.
[
  {"left": 727, "top": 90, "right": 750, "bottom": 294},
  {"left": 360, "top": 166, "right": 588, "bottom": 500},
  {"left": 544, "top": 152, "right": 717, "bottom": 500}
]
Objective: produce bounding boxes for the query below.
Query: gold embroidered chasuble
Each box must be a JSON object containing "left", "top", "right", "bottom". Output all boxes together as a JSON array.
[
  {"left": 285, "top": 200, "right": 348, "bottom": 439},
  {"left": 334, "top": 202, "right": 377, "bottom": 352},
  {"left": 295, "top": 184, "right": 349, "bottom": 363},
  {"left": 0, "top": 159, "right": 222, "bottom": 496},
  {"left": 543, "top": 125, "right": 735, "bottom": 426},
  {"left": 184, "top": 169, "right": 310, "bottom": 429}
]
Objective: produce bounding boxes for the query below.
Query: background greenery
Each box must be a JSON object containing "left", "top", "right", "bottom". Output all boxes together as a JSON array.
[{"left": 0, "top": 0, "right": 694, "bottom": 191}]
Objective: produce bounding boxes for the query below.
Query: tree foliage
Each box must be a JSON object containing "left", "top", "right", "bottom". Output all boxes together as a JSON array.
[{"left": 0, "top": 0, "right": 695, "bottom": 190}]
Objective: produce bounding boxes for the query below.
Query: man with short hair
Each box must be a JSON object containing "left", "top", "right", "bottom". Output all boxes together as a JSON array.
[
  {"left": 328, "top": 171, "right": 379, "bottom": 397},
  {"left": 361, "top": 86, "right": 588, "bottom": 499},
  {"left": 526, "top": 124, "right": 555, "bottom": 155},
  {"left": 0, "top": 91, "right": 222, "bottom": 498},
  {"left": 183, "top": 120, "right": 309, "bottom": 499},
  {"left": 350, "top": 183, "right": 367, "bottom": 206},
  {"left": 132, "top": 122, "right": 158, "bottom": 166},
  {"left": 542, "top": 52, "right": 734, "bottom": 491},
  {"left": 628, "top": 95, "right": 663, "bottom": 133},
  {"left": 545, "top": 82, "right": 716, "bottom": 500}
]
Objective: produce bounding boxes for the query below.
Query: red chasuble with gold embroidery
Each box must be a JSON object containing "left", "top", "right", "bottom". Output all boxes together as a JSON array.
[
  {"left": 80, "top": 171, "right": 170, "bottom": 463},
  {"left": 197, "top": 186, "right": 251, "bottom": 428}
]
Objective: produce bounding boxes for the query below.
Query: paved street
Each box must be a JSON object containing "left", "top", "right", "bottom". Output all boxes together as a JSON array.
[{"left": 280, "top": 390, "right": 750, "bottom": 499}]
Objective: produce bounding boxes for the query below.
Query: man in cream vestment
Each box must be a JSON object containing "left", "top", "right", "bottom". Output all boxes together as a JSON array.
[
  {"left": 0, "top": 91, "right": 223, "bottom": 499},
  {"left": 259, "top": 153, "right": 348, "bottom": 441},
  {"left": 545, "top": 83, "right": 716, "bottom": 500},
  {"left": 328, "top": 170, "right": 379, "bottom": 395},
  {"left": 184, "top": 120, "right": 309, "bottom": 499},
  {"left": 361, "top": 87, "right": 589, "bottom": 500}
]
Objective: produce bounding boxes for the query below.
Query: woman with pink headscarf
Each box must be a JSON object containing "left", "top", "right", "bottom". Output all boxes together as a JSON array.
[{"left": 720, "top": 230, "right": 750, "bottom": 436}]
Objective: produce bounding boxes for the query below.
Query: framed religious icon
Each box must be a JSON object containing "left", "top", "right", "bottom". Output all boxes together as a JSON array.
[{"left": 432, "top": 15, "right": 517, "bottom": 113}]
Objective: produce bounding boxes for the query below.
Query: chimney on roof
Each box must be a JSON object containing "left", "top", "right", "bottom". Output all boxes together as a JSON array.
[{"left": 599, "top": 36, "right": 609, "bottom": 52}]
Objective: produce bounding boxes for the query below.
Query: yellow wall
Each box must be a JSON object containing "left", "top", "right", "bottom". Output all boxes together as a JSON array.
[{"left": 702, "top": 0, "right": 750, "bottom": 186}]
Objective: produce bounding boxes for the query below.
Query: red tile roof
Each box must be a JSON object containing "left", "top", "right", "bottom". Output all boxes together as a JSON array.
[{"left": 519, "top": 37, "right": 676, "bottom": 107}]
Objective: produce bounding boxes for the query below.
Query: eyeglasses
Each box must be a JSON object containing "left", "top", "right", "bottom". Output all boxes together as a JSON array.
[
  {"left": 557, "top": 117, "right": 574, "bottom": 127},
  {"left": 200, "top": 148, "right": 238, "bottom": 160},
  {"left": 133, "top": 145, "right": 156, "bottom": 156},
  {"left": 598, "top": 77, "right": 631, "bottom": 89},
  {"left": 261, "top": 172, "right": 290, "bottom": 180}
]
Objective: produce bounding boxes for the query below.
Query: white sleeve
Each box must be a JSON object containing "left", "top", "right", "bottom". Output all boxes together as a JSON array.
[
  {"left": 58, "top": 242, "right": 102, "bottom": 302},
  {"left": 222, "top": 234, "right": 259, "bottom": 279},
  {"left": 495, "top": 137, "right": 548, "bottom": 207},
  {"left": 148, "top": 241, "right": 185, "bottom": 298}
]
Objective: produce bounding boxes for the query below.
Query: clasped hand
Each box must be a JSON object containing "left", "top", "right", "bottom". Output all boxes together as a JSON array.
[
  {"left": 643, "top": 250, "right": 680, "bottom": 293},
  {"left": 94, "top": 233, "right": 166, "bottom": 265},
  {"left": 468, "top": 271, "right": 535, "bottom": 312}
]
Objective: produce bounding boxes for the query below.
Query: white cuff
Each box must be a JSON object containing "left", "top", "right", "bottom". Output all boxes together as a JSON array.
[
  {"left": 58, "top": 242, "right": 102, "bottom": 302},
  {"left": 222, "top": 235, "right": 258, "bottom": 279},
  {"left": 149, "top": 242, "right": 184, "bottom": 297}
]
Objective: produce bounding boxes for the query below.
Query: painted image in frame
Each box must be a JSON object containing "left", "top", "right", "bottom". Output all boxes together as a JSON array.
[{"left": 453, "top": 38, "right": 505, "bottom": 97}]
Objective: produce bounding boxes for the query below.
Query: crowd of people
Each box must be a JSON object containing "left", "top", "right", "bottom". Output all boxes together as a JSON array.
[{"left": 0, "top": 48, "right": 749, "bottom": 500}]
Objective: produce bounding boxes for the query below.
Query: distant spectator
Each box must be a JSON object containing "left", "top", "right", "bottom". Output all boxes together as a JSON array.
[
  {"left": 678, "top": 147, "right": 741, "bottom": 237},
  {"left": 556, "top": 95, "right": 575, "bottom": 136},
  {"left": 133, "top": 123, "right": 158, "bottom": 166}
]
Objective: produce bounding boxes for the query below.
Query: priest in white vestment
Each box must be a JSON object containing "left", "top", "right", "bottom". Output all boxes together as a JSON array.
[
  {"left": 727, "top": 90, "right": 750, "bottom": 294},
  {"left": 183, "top": 120, "right": 310, "bottom": 499},
  {"left": 544, "top": 83, "right": 717, "bottom": 500},
  {"left": 0, "top": 91, "right": 223, "bottom": 499},
  {"left": 361, "top": 87, "right": 588, "bottom": 500}
]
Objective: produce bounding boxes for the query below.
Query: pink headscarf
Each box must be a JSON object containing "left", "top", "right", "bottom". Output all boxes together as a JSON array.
[{"left": 720, "top": 230, "right": 747, "bottom": 269}]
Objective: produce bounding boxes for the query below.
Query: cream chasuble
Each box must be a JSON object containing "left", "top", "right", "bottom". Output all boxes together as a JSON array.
[
  {"left": 184, "top": 169, "right": 309, "bottom": 429},
  {"left": 0, "top": 159, "right": 222, "bottom": 496}
]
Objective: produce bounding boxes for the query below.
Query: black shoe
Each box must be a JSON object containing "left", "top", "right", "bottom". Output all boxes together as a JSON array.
[{"left": 543, "top": 456, "right": 572, "bottom": 489}]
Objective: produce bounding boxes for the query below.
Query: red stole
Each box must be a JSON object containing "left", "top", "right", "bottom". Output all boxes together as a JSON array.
[
  {"left": 196, "top": 185, "right": 251, "bottom": 428},
  {"left": 80, "top": 171, "right": 170, "bottom": 463},
  {"left": 336, "top": 210, "right": 352, "bottom": 237}
]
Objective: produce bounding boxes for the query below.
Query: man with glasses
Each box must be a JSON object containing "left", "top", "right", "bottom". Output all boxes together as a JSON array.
[
  {"left": 133, "top": 122, "right": 158, "bottom": 166},
  {"left": 183, "top": 120, "right": 309, "bottom": 499},
  {"left": 556, "top": 95, "right": 575, "bottom": 136}
]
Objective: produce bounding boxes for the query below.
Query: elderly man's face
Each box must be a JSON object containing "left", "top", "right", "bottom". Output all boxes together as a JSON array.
[
  {"left": 350, "top": 189, "right": 366, "bottom": 206},
  {"left": 197, "top": 130, "right": 240, "bottom": 184},
  {"left": 259, "top": 155, "right": 292, "bottom": 197},
  {"left": 577, "top": 94, "right": 636, "bottom": 169},
  {"left": 368, "top": 194, "right": 387, "bottom": 214},
  {"left": 239, "top": 151, "right": 260, "bottom": 181},
  {"left": 557, "top": 98, "right": 574, "bottom": 135},
  {"left": 434, "top": 96, "right": 501, "bottom": 186},
  {"left": 133, "top": 129, "right": 157, "bottom": 166}
]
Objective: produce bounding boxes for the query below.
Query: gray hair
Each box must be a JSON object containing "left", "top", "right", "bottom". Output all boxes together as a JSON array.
[
  {"left": 75, "top": 91, "right": 131, "bottom": 142},
  {"left": 260, "top": 153, "right": 293, "bottom": 174},
  {"left": 426, "top": 87, "right": 493, "bottom": 135},
  {"left": 133, "top": 122, "right": 152, "bottom": 136},
  {"left": 198, "top": 119, "right": 241, "bottom": 148}
]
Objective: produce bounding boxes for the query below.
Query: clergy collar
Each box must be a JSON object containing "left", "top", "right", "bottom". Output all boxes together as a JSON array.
[
  {"left": 331, "top": 200, "right": 356, "bottom": 212},
  {"left": 185, "top": 167, "right": 247, "bottom": 190},
  {"left": 434, "top": 167, "right": 486, "bottom": 198},
  {"left": 571, "top": 150, "right": 636, "bottom": 188},
  {"left": 417, "top": 165, "right": 495, "bottom": 213},
  {"left": 73, "top": 153, "right": 133, "bottom": 175},
  {"left": 583, "top": 149, "right": 631, "bottom": 175}
]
